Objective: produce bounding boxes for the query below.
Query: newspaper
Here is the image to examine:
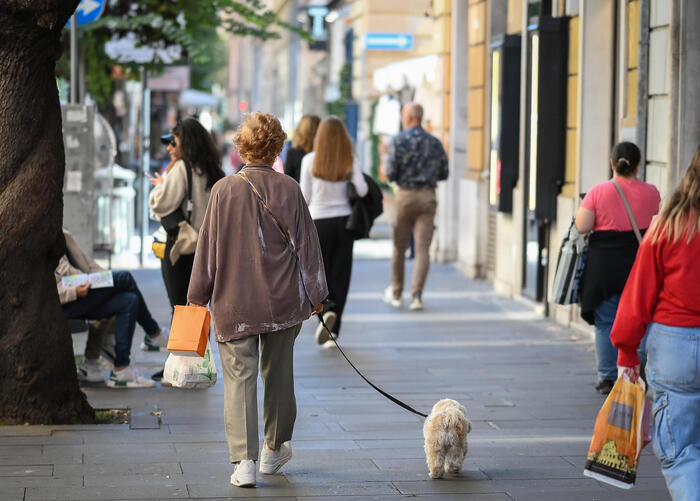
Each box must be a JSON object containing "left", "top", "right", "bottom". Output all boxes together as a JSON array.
[{"left": 61, "top": 271, "right": 114, "bottom": 289}]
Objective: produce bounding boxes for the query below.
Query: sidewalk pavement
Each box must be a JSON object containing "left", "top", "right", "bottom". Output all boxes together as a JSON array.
[{"left": 0, "top": 254, "right": 671, "bottom": 500}]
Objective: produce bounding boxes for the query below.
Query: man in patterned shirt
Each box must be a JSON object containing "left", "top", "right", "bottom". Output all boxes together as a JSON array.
[{"left": 383, "top": 102, "right": 449, "bottom": 310}]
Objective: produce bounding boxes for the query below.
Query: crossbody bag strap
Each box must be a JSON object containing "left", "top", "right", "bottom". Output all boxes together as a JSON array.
[
  {"left": 612, "top": 179, "right": 642, "bottom": 244},
  {"left": 184, "top": 160, "right": 193, "bottom": 222},
  {"left": 237, "top": 171, "right": 294, "bottom": 249}
]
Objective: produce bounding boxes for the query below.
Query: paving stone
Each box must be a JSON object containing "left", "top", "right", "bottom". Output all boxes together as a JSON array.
[
  {"left": 472, "top": 456, "right": 581, "bottom": 480},
  {"left": 54, "top": 462, "right": 182, "bottom": 477},
  {"left": 187, "top": 480, "right": 398, "bottom": 498},
  {"left": 0, "top": 488, "right": 25, "bottom": 501},
  {"left": 392, "top": 479, "right": 505, "bottom": 495},
  {"left": 0, "top": 465, "right": 52, "bottom": 476},
  {"left": 304, "top": 495, "right": 512, "bottom": 501},
  {"left": 0, "top": 427, "right": 51, "bottom": 437},
  {"left": 0, "top": 435, "right": 82, "bottom": 446},
  {"left": 494, "top": 477, "right": 672, "bottom": 501},
  {"left": 115, "top": 498, "right": 297, "bottom": 501},
  {"left": 0, "top": 475, "right": 82, "bottom": 488},
  {"left": 25, "top": 485, "right": 189, "bottom": 501}
]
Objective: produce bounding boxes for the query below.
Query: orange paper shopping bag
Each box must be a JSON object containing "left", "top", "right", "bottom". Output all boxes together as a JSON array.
[{"left": 167, "top": 305, "right": 210, "bottom": 357}]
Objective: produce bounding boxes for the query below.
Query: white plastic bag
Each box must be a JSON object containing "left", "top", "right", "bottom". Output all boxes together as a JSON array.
[{"left": 163, "top": 342, "right": 217, "bottom": 389}]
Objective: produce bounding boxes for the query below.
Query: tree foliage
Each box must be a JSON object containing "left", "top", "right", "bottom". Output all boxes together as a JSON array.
[{"left": 58, "top": 0, "right": 307, "bottom": 102}]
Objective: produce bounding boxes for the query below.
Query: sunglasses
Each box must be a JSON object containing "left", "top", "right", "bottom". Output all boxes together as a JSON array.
[{"left": 159, "top": 134, "right": 177, "bottom": 147}]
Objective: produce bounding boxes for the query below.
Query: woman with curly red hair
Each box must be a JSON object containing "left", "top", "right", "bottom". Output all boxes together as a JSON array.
[{"left": 187, "top": 112, "right": 328, "bottom": 488}]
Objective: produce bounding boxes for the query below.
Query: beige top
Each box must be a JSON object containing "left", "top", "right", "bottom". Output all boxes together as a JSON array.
[
  {"left": 149, "top": 159, "right": 210, "bottom": 232},
  {"left": 187, "top": 165, "right": 328, "bottom": 341},
  {"left": 55, "top": 231, "right": 103, "bottom": 304}
]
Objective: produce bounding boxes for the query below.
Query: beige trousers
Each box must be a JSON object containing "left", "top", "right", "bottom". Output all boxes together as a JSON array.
[
  {"left": 218, "top": 323, "right": 301, "bottom": 463},
  {"left": 392, "top": 187, "right": 437, "bottom": 297}
]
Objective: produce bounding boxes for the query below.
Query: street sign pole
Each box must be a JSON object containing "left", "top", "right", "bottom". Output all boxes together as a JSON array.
[
  {"left": 359, "top": 47, "right": 367, "bottom": 173},
  {"left": 69, "top": 0, "right": 106, "bottom": 103},
  {"left": 70, "top": 13, "right": 78, "bottom": 103},
  {"left": 139, "top": 67, "right": 151, "bottom": 266}
]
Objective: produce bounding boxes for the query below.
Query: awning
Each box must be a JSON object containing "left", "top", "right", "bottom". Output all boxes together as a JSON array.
[{"left": 372, "top": 55, "right": 439, "bottom": 92}]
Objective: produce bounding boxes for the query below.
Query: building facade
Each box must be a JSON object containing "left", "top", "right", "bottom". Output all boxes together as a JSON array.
[{"left": 439, "top": 0, "right": 700, "bottom": 332}]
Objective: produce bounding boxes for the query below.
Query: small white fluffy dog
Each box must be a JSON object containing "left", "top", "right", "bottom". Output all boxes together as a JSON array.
[{"left": 423, "top": 398, "right": 471, "bottom": 479}]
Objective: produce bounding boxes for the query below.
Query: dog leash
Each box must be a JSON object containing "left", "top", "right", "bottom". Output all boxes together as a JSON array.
[
  {"left": 237, "top": 171, "right": 428, "bottom": 419},
  {"left": 316, "top": 315, "right": 428, "bottom": 418}
]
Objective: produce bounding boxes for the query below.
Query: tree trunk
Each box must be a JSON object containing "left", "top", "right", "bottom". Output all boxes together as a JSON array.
[{"left": 0, "top": 1, "right": 94, "bottom": 424}]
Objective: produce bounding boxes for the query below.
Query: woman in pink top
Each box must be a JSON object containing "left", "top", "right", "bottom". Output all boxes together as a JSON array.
[{"left": 575, "top": 142, "right": 660, "bottom": 395}]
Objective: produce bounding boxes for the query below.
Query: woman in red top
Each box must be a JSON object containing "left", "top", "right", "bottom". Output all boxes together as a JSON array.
[
  {"left": 575, "top": 142, "right": 660, "bottom": 395},
  {"left": 611, "top": 146, "right": 700, "bottom": 501}
]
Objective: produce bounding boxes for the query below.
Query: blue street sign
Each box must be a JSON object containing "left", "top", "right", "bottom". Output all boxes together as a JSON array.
[
  {"left": 363, "top": 33, "right": 414, "bottom": 51},
  {"left": 67, "top": 0, "right": 105, "bottom": 27}
]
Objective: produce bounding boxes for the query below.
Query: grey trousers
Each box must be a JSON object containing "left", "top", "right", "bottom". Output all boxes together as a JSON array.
[
  {"left": 392, "top": 187, "right": 437, "bottom": 296},
  {"left": 218, "top": 323, "right": 301, "bottom": 463}
]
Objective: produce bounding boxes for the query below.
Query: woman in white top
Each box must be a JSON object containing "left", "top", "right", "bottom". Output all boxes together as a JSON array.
[{"left": 299, "top": 117, "right": 368, "bottom": 346}]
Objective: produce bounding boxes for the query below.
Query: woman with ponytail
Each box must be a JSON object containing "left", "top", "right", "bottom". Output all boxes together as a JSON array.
[
  {"left": 611, "top": 146, "right": 700, "bottom": 500},
  {"left": 575, "top": 142, "right": 661, "bottom": 394}
]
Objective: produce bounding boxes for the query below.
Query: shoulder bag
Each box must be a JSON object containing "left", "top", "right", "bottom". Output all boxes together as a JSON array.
[
  {"left": 159, "top": 161, "right": 199, "bottom": 264},
  {"left": 346, "top": 173, "right": 384, "bottom": 240},
  {"left": 552, "top": 219, "right": 588, "bottom": 305}
]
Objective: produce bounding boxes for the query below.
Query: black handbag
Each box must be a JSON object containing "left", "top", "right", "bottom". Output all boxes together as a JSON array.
[
  {"left": 345, "top": 173, "right": 383, "bottom": 240},
  {"left": 160, "top": 161, "right": 193, "bottom": 236}
]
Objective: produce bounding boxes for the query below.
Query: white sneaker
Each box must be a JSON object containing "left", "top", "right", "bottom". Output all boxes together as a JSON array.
[
  {"left": 409, "top": 294, "right": 423, "bottom": 311},
  {"left": 315, "top": 311, "right": 337, "bottom": 345},
  {"left": 77, "top": 359, "right": 104, "bottom": 383},
  {"left": 230, "top": 459, "right": 256, "bottom": 487},
  {"left": 259, "top": 442, "right": 292, "bottom": 474},
  {"left": 383, "top": 286, "right": 402, "bottom": 308},
  {"left": 140, "top": 327, "right": 169, "bottom": 352},
  {"left": 107, "top": 365, "right": 156, "bottom": 388}
]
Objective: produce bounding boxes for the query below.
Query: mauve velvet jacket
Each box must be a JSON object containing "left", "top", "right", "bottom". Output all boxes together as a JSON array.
[{"left": 187, "top": 165, "right": 328, "bottom": 341}]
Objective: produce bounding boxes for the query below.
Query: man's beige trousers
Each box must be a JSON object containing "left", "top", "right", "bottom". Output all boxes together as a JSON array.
[
  {"left": 392, "top": 187, "right": 437, "bottom": 297},
  {"left": 218, "top": 323, "right": 301, "bottom": 463}
]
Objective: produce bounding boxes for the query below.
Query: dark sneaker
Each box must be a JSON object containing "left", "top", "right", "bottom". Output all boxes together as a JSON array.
[{"left": 595, "top": 379, "right": 615, "bottom": 395}]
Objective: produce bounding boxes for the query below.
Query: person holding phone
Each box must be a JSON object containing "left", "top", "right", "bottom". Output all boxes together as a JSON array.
[{"left": 148, "top": 117, "right": 225, "bottom": 344}]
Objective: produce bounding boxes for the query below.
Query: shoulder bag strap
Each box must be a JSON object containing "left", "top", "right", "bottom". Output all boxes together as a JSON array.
[
  {"left": 183, "top": 161, "right": 193, "bottom": 222},
  {"left": 237, "top": 171, "right": 294, "bottom": 249},
  {"left": 612, "top": 179, "right": 642, "bottom": 244}
]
